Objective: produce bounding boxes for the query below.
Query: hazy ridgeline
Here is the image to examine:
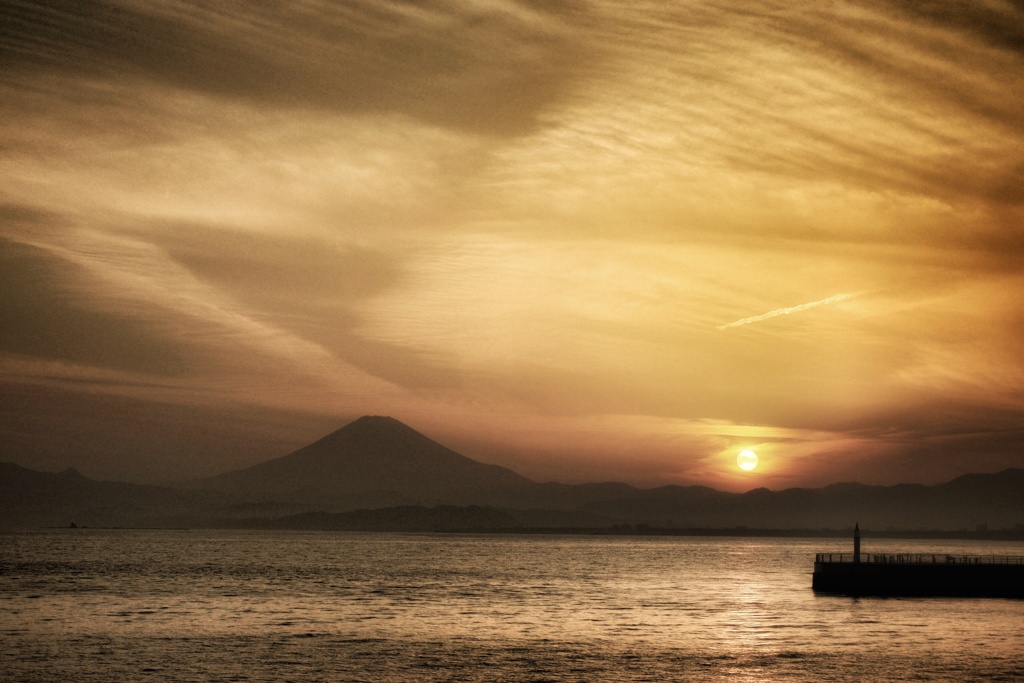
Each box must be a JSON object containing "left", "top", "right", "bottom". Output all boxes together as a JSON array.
[{"left": 2, "top": 417, "right": 1023, "bottom": 533}]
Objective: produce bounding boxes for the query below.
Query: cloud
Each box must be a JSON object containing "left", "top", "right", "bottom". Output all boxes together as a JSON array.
[
  {"left": 0, "top": 237, "right": 184, "bottom": 375},
  {"left": 2, "top": 219, "right": 406, "bottom": 410},
  {"left": 146, "top": 223, "right": 461, "bottom": 390},
  {"left": 871, "top": 0, "right": 1024, "bottom": 55},
  {"left": 481, "top": 0, "right": 1024, "bottom": 242},
  {"left": 717, "top": 293, "right": 863, "bottom": 330},
  {"left": 0, "top": 0, "right": 592, "bottom": 135},
  {"left": 1, "top": 0, "right": 1023, "bottom": 486}
]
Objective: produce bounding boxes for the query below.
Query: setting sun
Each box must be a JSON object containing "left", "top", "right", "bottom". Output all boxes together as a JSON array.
[
  {"left": 2, "top": 0, "right": 1023, "bottom": 495},
  {"left": 737, "top": 450, "right": 759, "bottom": 471}
]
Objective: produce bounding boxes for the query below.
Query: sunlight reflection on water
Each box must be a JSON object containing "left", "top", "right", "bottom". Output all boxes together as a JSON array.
[{"left": 1, "top": 531, "right": 1022, "bottom": 682}]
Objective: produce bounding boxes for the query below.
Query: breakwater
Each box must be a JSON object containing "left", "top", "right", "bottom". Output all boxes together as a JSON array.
[{"left": 813, "top": 551, "right": 1024, "bottom": 598}]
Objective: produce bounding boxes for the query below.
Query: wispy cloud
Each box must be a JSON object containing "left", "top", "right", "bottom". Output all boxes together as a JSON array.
[
  {"left": 0, "top": 0, "right": 589, "bottom": 136},
  {"left": 1, "top": 0, "right": 1023, "bottom": 486},
  {"left": 717, "top": 293, "right": 862, "bottom": 330}
]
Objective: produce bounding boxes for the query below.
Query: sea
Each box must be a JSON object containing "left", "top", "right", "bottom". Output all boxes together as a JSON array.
[{"left": 1, "top": 530, "right": 1022, "bottom": 682}]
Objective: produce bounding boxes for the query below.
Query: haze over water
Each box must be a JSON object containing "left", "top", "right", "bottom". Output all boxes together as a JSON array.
[{"left": 2, "top": 531, "right": 1022, "bottom": 681}]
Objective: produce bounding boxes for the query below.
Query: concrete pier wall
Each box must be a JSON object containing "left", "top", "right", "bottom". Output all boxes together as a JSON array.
[{"left": 812, "top": 561, "right": 1024, "bottom": 598}]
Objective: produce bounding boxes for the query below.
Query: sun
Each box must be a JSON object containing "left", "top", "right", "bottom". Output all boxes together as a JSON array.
[{"left": 737, "top": 449, "right": 758, "bottom": 471}]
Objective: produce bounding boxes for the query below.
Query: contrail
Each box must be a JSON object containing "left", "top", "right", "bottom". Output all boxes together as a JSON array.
[{"left": 717, "top": 292, "right": 860, "bottom": 330}]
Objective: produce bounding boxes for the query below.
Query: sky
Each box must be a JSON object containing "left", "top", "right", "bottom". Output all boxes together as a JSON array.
[{"left": 1, "top": 0, "right": 1023, "bottom": 491}]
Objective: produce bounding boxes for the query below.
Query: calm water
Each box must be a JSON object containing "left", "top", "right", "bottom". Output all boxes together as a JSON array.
[{"left": 1, "top": 531, "right": 1022, "bottom": 682}]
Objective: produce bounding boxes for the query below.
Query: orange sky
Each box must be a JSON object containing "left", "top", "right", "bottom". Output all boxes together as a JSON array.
[{"left": 2, "top": 0, "right": 1023, "bottom": 490}]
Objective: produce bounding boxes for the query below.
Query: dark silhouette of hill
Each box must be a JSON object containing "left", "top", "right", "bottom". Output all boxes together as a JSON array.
[
  {"left": 581, "top": 470, "right": 1024, "bottom": 530},
  {"left": 229, "top": 504, "right": 616, "bottom": 532},
  {"left": 0, "top": 461, "right": 209, "bottom": 529},
  {"left": 186, "top": 416, "right": 536, "bottom": 509},
  {"left": 3, "top": 415, "right": 1023, "bottom": 532},
  {"left": 247, "top": 505, "right": 521, "bottom": 532}
]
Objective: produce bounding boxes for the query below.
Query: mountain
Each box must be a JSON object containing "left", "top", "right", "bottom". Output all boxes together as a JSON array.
[
  {"left": 580, "top": 470, "right": 1024, "bottom": 530},
  {"left": 3, "top": 415, "right": 1023, "bottom": 533},
  {"left": 186, "top": 415, "right": 536, "bottom": 510},
  {"left": 248, "top": 505, "right": 522, "bottom": 532},
  {"left": 0, "top": 461, "right": 209, "bottom": 529}
]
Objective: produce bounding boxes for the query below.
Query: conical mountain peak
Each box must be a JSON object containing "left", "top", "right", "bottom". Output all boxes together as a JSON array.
[
  {"left": 337, "top": 415, "right": 421, "bottom": 439},
  {"left": 307, "top": 416, "right": 454, "bottom": 459},
  {"left": 194, "top": 415, "right": 534, "bottom": 507},
  {"left": 348, "top": 415, "right": 403, "bottom": 428}
]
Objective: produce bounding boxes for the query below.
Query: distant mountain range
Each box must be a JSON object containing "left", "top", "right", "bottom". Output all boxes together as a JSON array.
[{"left": 3, "top": 415, "right": 1023, "bottom": 535}]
